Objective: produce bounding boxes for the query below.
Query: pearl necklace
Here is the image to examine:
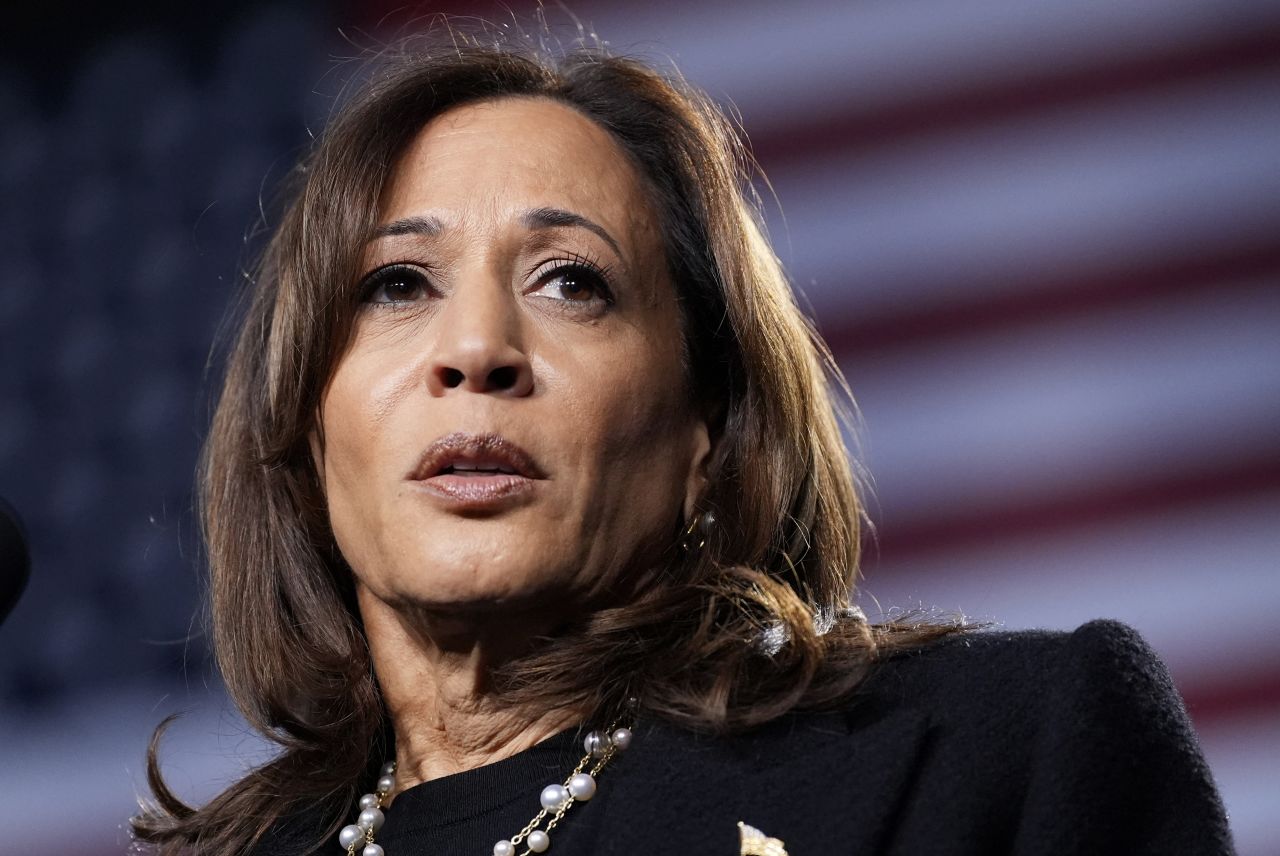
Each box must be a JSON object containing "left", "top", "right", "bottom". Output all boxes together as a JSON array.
[{"left": 337, "top": 726, "right": 633, "bottom": 856}]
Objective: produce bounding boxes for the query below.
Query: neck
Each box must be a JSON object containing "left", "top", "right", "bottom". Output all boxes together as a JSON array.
[{"left": 357, "top": 585, "right": 584, "bottom": 796}]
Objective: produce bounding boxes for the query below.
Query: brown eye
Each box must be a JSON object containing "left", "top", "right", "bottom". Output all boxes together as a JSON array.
[
  {"left": 532, "top": 263, "right": 614, "bottom": 304},
  {"left": 360, "top": 264, "right": 431, "bottom": 304}
]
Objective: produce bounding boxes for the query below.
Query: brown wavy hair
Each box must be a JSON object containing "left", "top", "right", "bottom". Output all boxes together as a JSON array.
[{"left": 133, "top": 24, "right": 962, "bottom": 855}]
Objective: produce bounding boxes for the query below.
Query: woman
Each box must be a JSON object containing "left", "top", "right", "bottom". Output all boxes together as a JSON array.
[{"left": 133, "top": 29, "right": 1233, "bottom": 856}]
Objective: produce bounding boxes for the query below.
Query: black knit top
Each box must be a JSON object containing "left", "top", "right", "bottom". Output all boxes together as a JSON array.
[
  {"left": 254, "top": 620, "right": 1234, "bottom": 855},
  {"left": 364, "top": 725, "right": 605, "bottom": 854}
]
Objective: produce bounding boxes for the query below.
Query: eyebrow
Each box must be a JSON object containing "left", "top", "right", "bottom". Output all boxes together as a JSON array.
[
  {"left": 520, "top": 207, "right": 623, "bottom": 259},
  {"left": 372, "top": 215, "right": 444, "bottom": 239},
  {"left": 370, "top": 207, "right": 623, "bottom": 259}
]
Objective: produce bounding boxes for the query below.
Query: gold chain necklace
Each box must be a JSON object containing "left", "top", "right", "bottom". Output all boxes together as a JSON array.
[{"left": 338, "top": 726, "right": 633, "bottom": 856}]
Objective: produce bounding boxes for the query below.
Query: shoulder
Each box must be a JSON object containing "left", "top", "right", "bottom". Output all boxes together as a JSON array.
[
  {"left": 246, "top": 800, "right": 337, "bottom": 856},
  {"left": 855, "top": 618, "right": 1214, "bottom": 792},
  {"left": 614, "top": 620, "right": 1231, "bottom": 855},
  {"left": 841, "top": 618, "right": 1234, "bottom": 854},
  {"left": 860, "top": 617, "right": 1179, "bottom": 716}
]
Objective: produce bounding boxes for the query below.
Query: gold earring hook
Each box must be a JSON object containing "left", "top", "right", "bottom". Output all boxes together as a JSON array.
[{"left": 679, "top": 510, "right": 717, "bottom": 554}]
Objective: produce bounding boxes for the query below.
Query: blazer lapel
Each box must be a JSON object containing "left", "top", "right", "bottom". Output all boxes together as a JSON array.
[{"left": 597, "top": 705, "right": 931, "bottom": 855}]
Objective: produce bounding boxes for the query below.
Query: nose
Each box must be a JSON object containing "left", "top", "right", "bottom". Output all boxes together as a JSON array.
[{"left": 425, "top": 274, "right": 534, "bottom": 398}]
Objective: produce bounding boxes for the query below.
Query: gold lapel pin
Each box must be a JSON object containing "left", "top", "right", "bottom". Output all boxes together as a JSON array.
[{"left": 738, "top": 821, "right": 788, "bottom": 856}]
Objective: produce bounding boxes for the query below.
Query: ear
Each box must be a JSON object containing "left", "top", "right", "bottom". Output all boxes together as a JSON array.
[{"left": 682, "top": 416, "right": 713, "bottom": 522}]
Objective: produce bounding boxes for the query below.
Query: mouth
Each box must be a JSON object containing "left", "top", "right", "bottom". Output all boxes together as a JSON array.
[
  {"left": 408, "top": 432, "right": 544, "bottom": 507},
  {"left": 436, "top": 462, "right": 520, "bottom": 476}
]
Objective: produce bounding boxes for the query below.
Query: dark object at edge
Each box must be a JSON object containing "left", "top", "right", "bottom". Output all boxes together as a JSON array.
[{"left": 0, "top": 497, "right": 31, "bottom": 626}]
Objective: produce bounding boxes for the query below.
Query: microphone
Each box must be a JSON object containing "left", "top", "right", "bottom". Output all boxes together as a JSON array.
[{"left": 0, "top": 497, "right": 30, "bottom": 626}]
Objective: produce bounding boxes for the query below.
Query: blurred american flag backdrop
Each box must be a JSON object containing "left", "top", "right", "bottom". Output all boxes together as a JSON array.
[{"left": 0, "top": 0, "right": 1277, "bottom": 852}]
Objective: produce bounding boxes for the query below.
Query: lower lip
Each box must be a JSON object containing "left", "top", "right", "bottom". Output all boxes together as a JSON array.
[{"left": 411, "top": 473, "right": 537, "bottom": 507}]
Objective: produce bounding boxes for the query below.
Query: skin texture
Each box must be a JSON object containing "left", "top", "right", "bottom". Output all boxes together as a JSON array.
[{"left": 311, "top": 97, "right": 711, "bottom": 789}]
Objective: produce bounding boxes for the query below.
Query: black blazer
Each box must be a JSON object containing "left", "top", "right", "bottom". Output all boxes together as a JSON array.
[
  {"left": 254, "top": 619, "right": 1233, "bottom": 854},
  {"left": 593, "top": 619, "right": 1233, "bottom": 855}
]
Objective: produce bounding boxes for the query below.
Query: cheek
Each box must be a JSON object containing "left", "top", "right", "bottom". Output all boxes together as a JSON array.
[
  {"left": 324, "top": 327, "right": 425, "bottom": 470},
  {"left": 561, "top": 332, "right": 693, "bottom": 509},
  {"left": 322, "top": 366, "right": 378, "bottom": 489},
  {"left": 316, "top": 348, "right": 418, "bottom": 566},
  {"left": 570, "top": 375, "right": 695, "bottom": 587}
]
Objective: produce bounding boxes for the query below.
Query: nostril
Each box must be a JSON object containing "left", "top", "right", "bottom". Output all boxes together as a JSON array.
[
  {"left": 432, "top": 362, "right": 528, "bottom": 394},
  {"left": 488, "top": 365, "right": 518, "bottom": 389}
]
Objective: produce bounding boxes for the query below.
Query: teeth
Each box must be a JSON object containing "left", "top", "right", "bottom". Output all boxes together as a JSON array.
[{"left": 447, "top": 462, "right": 513, "bottom": 474}]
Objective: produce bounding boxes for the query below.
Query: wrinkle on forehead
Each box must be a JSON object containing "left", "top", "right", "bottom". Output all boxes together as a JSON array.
[{"left": 377, "top": 96, "right": 670, "bottom": 305}]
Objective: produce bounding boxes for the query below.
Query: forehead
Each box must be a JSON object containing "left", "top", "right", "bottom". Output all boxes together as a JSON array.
[{"left": 379, "top": 97, "right": 660, "bottom": 249}]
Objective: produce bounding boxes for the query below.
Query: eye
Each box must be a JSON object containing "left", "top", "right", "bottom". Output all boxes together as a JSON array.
[
  {"left": 359, "top": 264, "right": 432, "bottom": 304},
  {"left": 529, "top": 258, "right": 615, "bottom": 305}
]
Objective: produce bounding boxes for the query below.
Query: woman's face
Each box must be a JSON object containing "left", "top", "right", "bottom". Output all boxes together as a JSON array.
[{"left": 314, "top": 97, "right": 710, "bottom": 621}]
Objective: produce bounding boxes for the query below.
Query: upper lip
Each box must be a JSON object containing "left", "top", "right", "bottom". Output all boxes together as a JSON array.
[{"left": 409, "top": 432, "right": 545, "bottom": 480}]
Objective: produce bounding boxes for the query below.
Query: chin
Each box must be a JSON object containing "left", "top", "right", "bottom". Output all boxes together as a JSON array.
[{"left": 388, "top": 550, "right": 577, "bottom": 614}]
